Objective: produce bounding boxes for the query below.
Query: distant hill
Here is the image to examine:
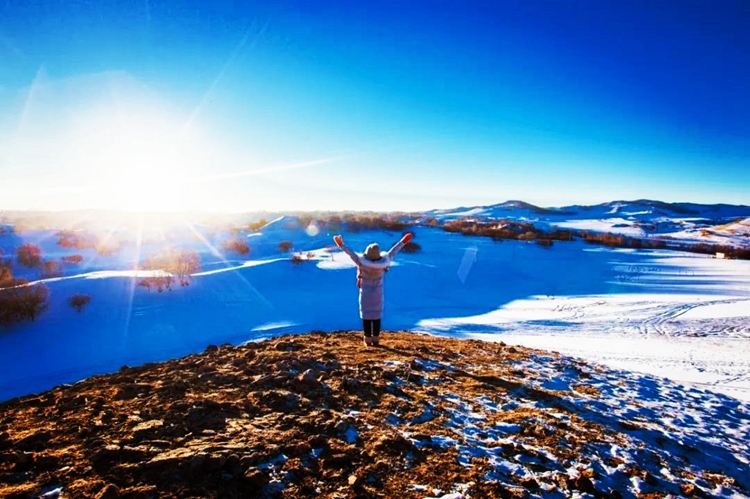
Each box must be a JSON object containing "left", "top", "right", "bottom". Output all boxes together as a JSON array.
[
  {"left": 426, "top": 199, "right": 750, "bottom": 223},
  {"left": 561, "top": 199, "right": 750, "bottom": 218},
  {"left": 487, "top": 200, "right": 578, "bottom": 216}
]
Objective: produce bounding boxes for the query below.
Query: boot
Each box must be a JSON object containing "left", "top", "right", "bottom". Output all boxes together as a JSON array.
[
  {"left": 363, "top": 336, "right": 373, "bottom": 347},
  {"left": 371, "top": 336, "right": 379, "bottom": 346}
]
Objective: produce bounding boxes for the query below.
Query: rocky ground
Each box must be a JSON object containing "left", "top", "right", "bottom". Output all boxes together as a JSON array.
[{"left": 0, "top": 331, "right": 747, "bottom": 499}]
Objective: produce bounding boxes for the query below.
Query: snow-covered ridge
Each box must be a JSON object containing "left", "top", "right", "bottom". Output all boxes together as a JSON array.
[
  {"left": 426, "top": 199, "right": 750, "bottom": 222},
  {"left": 424, "top": 199, "right": 750, "bottom": 248}
]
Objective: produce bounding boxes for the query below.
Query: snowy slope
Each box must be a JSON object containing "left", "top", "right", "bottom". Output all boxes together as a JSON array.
[
  {"left": 425, "top": 199, "right": 750, "bottom": 248},
  {"left": 1, "top": 218, "right": 750, "bottom": 405}
]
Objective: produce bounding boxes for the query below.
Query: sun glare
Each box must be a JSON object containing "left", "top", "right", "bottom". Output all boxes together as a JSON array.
[{"left": 68, "top": 102, "right": 205, "bottom": 213}]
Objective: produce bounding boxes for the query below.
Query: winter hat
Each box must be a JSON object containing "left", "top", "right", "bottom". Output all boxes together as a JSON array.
[{"left": 364, "top": 243, "right": 382, "bottom": 261}]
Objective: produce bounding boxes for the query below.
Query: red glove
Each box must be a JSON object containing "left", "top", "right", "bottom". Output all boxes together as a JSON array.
[
  {"left": 333, "top": 235, "right": 344, "bottom": 248},
  {"left": 401, "top": 233, "right": 413, "bottom": 244}
]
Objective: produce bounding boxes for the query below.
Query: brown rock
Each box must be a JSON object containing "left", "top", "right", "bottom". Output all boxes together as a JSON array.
[
  {"left": 322, "top": 453, "right": 351, "bottom": 470},
  {"left": 519, "top": 476, "right": 540, "bottom": 489},
  {"left": 680, "top": 483, "right": 698, "bottom": 496},
  {"left": 190, "top": 453, "right": 206, "bottom": 469},
  {"left": 113, "top": 383, "right": 151, "bottom": 401},
  {"left": 581, "top": 467, "right": 596, "bottom": 478},
  {"left": 274, "top": 340, "right": 303, "bottom": 351},
  {"left": 139, "top": 455, "right": 182, "bottom": 472},
  {"left": 172, "top": 380, "right": 188, "bottom": 391},
  {"left": 308, "top": 434, "right": 329, "bottom": 448},
  {"left": 299, "top": 369, "right": 319, "bottom": 387},
  {"left": 225, "top": 453, "right": 240, "bottom": 468},
  {"left": 500, "top": 442, "right": 517, "bottom": 456},
  {"left": 244, "top": 468, "right": 269, "bottom": 488},
  {"left": 0, "top": 451, "right": 17, "bottom": 464},
  {"left": 573, "top": 475, "right": 595, "bottom": 493},
  {"left": 15, "top": 451, "right": 35, "bottom": 470},
  {"left": 14, "top": 430, "right": 52, "bottom": 451},
  {"left": 284, "top": 442, "right": 312, "bottom": 458},
  {"left": 643, "top": 471, "right": 659, "bottom": 486},
  {"left": 203, "top": 453, "right": 226, "bottom": 472},
  {"left": 95, "top": 484, "right": 120, "bottom": 499},
  {"left": 34, "top": 453, "right": 59, "bottom": 470},
  {"left": 119, "top": 485, "right": 157, "bottom": 499}
]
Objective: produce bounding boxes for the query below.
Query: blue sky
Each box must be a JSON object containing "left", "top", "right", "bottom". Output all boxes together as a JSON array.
[{"left": 1, "top": 0, "right": 748, "bottom": 212}]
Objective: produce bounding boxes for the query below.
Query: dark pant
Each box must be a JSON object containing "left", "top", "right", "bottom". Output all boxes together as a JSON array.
[{"left": 363, "top": 319, "right": 381, "bottom": 338}]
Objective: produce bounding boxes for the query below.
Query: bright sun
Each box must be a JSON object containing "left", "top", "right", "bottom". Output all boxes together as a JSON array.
[{"left": 68, "top": 102, "right": 205, "bottom": 213}]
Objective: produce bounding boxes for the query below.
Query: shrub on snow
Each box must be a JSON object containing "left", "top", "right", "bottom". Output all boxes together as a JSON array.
[
  {"left": 221, "top": 238, "right": 250, "bottom": 255},
  {"left": 0, "top": 281, "right": 50, "bottom": 326},
  {"left": 17, "top": 243, "right": 42, "bottom": 268},
  {"left": 69, "top": 293, "right": 91, "bottom": 312}
]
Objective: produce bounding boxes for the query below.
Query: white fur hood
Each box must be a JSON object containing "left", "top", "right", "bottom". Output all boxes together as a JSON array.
[{"left": 358, "top": 253, "right": 391, "bottom": 269}]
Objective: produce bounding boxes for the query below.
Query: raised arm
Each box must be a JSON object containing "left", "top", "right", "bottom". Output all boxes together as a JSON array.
[
  {"left": 333, "top": 235, "right": 362, "bottom": 266},
  {"left": 387, "top": 232, "right": 413, "bottom": 259}
]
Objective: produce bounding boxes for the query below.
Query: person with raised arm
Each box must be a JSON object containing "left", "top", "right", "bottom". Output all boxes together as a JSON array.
[{"left": 333, "top": 232, "right": 413, "bottom": 346}]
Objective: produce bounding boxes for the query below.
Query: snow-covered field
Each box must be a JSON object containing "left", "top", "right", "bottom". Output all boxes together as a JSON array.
[
  {"left": 1, "top": 208, "right": 749, "bottom": 406},
  {"left": 420, "top": 250, "right": 750, "bottom": 401}
]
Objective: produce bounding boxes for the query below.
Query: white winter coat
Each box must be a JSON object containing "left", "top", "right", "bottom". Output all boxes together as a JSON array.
[{"left": 340, "top": 240, "right": 406, "bottom": 320}]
